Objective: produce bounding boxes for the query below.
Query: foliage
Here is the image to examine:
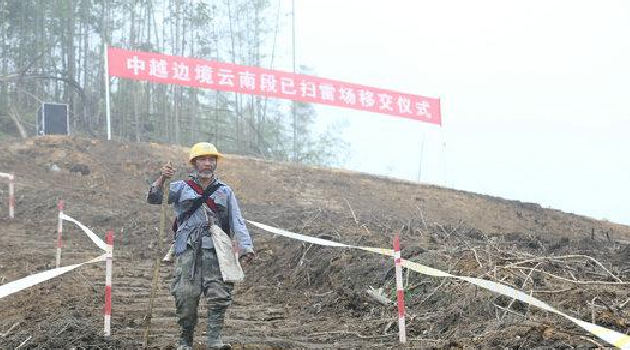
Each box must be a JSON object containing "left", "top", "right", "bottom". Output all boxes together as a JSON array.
[{"left": 0, "top": 0, "right": 347, "bottom": 167}]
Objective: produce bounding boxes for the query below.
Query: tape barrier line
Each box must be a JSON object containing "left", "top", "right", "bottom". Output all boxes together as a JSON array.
[
  {"left": 247, "top": 220, "right": 394, "bottom": 256},
  {"left": 60, "top": 213, "right": 109, "bottom": 252},
  {"left": 0, "top": 254, "right": 106, "bottom": 299},
  {"left": 402, "top": 260, "right": 630, "bottom": 349},
  {"left": 247, "top": 220, "right": 630, "bottom": 349}
]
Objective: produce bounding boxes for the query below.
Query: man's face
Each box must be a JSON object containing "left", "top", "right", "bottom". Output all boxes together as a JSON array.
[{"left": 194, "top": 155, "right": 218, "bottom": 178}]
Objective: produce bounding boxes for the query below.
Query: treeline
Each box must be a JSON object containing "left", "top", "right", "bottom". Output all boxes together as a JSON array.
[{"left": 0, "top": 0, "right": 347, "bottom": 166}]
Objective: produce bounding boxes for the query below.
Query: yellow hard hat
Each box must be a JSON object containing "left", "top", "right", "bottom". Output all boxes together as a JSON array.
[{"left": 189, "top": 142, "right": 223, "bottom": 164}]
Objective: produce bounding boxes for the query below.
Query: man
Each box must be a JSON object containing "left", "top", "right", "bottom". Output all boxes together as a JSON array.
[{"left": 147, "top": 142, "right": 254, "bottom": 349}]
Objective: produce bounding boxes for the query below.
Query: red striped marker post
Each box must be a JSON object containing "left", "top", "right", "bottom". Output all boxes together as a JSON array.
[
  {"left": 8, "top": 173, "right": 14, "bottom": 219},
  {"left": 393, "top": 233, "right": 406, "bottom": 343},
  {"left": 104, "top": 230, "right": 114, "bottom": 336},
  {"left": 56, "top": 200, "right": 64, "bottom": 268}
]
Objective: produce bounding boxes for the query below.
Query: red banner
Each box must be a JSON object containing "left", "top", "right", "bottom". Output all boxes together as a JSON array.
[{"left": 107, "top": 47, "right": 441, "bottom": 125}]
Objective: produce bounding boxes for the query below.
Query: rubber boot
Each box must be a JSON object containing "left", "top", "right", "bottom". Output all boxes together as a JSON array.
[
  {"left": 207, "top": 308, "right": 231, "bottom": 349},
  {"left": 177, "top": 327, "right": 194, "bottom": 350}
]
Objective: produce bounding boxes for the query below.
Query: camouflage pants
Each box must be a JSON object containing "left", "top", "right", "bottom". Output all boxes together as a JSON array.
[{"left": 171, "top": 247, "right": 234, "bottom": 334}]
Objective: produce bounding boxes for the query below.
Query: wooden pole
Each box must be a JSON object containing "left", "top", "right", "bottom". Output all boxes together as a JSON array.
[{"left": 144, "top": 178, "right": 170, "bottom": 346}]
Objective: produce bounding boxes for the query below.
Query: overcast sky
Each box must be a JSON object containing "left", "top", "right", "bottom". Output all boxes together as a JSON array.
[{"left": 288, "top": 0, "right": 630, "bottom": 225}]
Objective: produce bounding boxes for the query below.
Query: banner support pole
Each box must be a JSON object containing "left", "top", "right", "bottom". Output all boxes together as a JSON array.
[{"left": 104, "top": 44, "right": 112, "bottom": 141}]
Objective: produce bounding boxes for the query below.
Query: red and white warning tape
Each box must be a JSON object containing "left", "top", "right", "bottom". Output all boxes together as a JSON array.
[
  {"left": 59, "top": 213, "right": 109, "bottom": 251},
  {"left": 247, "top": 220, "right": 630, "bottom": 349},
  {"left": 0, "top": 255, "right": 106, "bottom": 299},
  {"left": 0, "top": 213, "right": 109, "bottom": 299},
  {"left": 1, "top": 212, "right": 113, "bottom": 337}
]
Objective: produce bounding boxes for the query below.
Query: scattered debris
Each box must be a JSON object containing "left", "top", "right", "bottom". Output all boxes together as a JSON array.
[{"left": 0, "top": 136, "right": 627, "bottom": 348}]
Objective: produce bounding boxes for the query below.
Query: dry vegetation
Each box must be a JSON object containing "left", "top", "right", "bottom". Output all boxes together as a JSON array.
[{"left": 0, "top": 136, "right": 628, "bottom": 348}]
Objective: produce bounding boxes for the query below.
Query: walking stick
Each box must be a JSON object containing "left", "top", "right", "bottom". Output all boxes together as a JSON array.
[{"left": 144, "top": 166, "right": 171, "bottom": 347}]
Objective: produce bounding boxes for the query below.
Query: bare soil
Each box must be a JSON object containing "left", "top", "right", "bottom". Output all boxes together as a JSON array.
[{"left": 0, "top": 136, "right": 628, "bottom": 348}]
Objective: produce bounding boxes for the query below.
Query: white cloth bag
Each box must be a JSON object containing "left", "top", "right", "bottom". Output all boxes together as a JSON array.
[{"left": 210, "top": 224, "right": 244, "bottom": 283}]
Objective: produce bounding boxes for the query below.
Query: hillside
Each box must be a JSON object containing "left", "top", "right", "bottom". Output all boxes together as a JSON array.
[{"left": 0, "top": 136, "right": 628, "bottom": 348}]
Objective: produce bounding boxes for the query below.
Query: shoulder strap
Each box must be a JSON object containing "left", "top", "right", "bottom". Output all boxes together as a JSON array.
[
  {"left": 177, "top": 180, "right": 223, "bottom": 225},
  {"left": 185, "top": 179, "right": 204, "bottom": 195}
]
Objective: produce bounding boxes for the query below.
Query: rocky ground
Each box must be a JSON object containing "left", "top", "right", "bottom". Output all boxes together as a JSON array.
[{"left": 0, "top": 136, "right": 628, "bottom": 348}]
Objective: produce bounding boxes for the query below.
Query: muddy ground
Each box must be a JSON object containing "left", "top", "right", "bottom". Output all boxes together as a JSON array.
[{"left": 0, "top": 136, "right": 628, "bottom": 348}]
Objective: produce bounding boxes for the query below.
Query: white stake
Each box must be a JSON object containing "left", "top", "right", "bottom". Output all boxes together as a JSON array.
[{"left": 56, "top": 201, "right": 64, "bottom": 268}]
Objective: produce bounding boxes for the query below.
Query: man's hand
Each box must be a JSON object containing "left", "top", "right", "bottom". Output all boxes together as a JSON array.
[
  {"left": 239, "top": 251, "right": 255, "bottom": 266},
  {"left": 154, "top": 162, "right": 176, "bottom": 189},
  {"left": 161, "top": 162, "right": 176, "bottom": 179}
]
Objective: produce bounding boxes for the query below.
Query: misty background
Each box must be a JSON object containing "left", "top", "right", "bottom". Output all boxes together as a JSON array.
[
  {"left": 0, "top": 0, "right": 627, "bottom": 225},
  {"left": 294, "top": 0, "right": 630, "bottom": 226}
]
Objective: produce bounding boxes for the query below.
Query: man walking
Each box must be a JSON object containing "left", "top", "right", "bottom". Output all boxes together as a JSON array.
[{"left": 147, "top": 142, "right": 254, "bottom": 349}]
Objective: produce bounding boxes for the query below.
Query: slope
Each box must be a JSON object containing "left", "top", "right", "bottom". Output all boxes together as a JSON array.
[{"left": 0, "top": 136, "right": 628, "bottom": 348}]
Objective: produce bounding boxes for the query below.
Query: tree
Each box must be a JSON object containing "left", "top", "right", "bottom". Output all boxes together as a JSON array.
[{"left": 0, "top": 0, "right": 348, "bottom": 168}]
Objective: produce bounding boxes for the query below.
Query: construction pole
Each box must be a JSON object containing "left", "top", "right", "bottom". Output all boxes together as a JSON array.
[
  {"left": 291, "top": 0, "right": 297, "bottom": 162},
  {"left": 144, "top": 178, "right": 169, "bottom": 346}
]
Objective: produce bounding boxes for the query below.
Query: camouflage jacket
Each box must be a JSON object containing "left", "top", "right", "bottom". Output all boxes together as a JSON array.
[{"left": 147, "top": 174, "right": 254, "bottom": 257}]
